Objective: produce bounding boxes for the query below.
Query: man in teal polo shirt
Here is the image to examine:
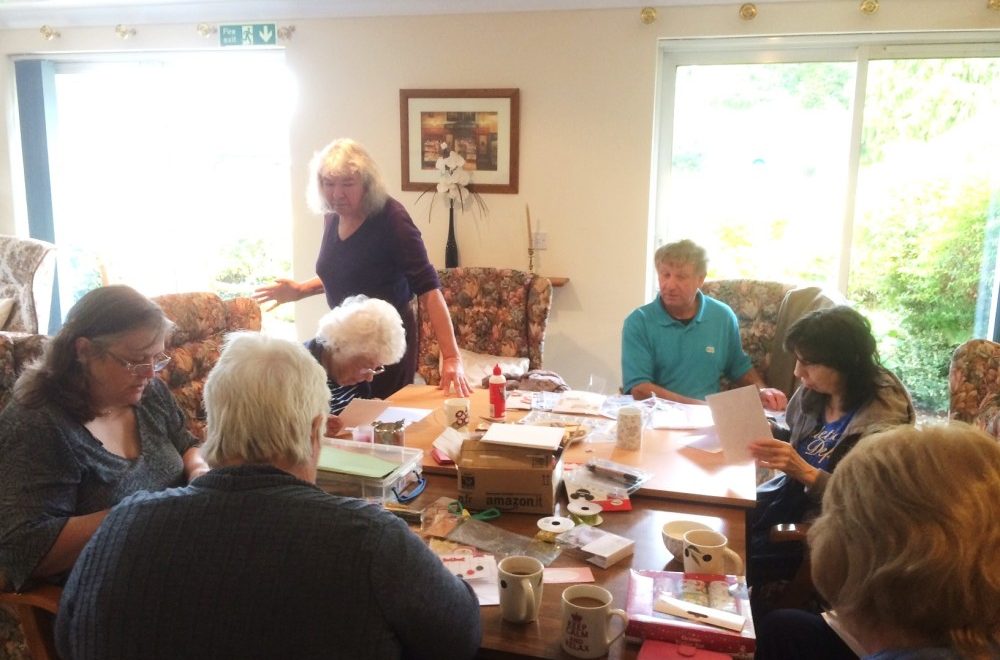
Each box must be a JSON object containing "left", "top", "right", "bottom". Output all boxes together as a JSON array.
[{"left": 621, "top": 240, "right": 786, "bottom": 410}]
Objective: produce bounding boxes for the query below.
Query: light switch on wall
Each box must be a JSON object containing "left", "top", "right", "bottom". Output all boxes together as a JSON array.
[{"left": 532, "top": 232, "right": 548, "bottom": 250}]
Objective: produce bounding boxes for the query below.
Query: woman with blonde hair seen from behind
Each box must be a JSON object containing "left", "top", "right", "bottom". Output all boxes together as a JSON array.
[
  {"left": 306, "top": 294, "right": 406, "bottom": 435},
  {"left": 808, "top": 422, "right": 1000, "bottom": 660},
  {"left": 254, "top": 138, "right": 470, "bottom": 399}
]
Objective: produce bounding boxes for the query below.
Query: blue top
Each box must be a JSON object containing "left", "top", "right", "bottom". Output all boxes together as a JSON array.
[
  {"left": 796, "top": 409, "right": 857, "bottom": 471},
  {"left": 621, "top": 291, "right": 752, "bottom": 400},
  {"left": 56, "top": 465, "right": 482, "bottom": 660}
]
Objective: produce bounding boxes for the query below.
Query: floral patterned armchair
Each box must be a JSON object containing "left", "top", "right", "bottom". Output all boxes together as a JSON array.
[
  {"left": 949, "top": 338, "right": 1000, "bottom": 437},
  {"left": 416, "top": 268, "right": 552, "bottom": 386},
  {"left": 0, "top": 235, "right": 56, "bottom": 334},
  {"left": 701, "top": 279, "right": 844, "bottom": 396},
  {"left": 152, "top": 292, "right": 261, "bottom": 439}
]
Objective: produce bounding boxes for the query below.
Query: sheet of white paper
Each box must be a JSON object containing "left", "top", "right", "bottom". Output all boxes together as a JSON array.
[
  {"left": 552, "top": 390, "right": 607, "bottom": 416},
  {"left": 480, "top": 423, "right": 565, "bottom": 450},
  {"left": 336, "top": 398, "right": 390, "bottom": 428},
  {"left": 705, "top": 385, "right": 771, "bottom": 463},
  {"left": 374, "top": 406, "right": 432, "bottom": 426},
  {"left": 651, "top": 403, "right": 714, "bottom": 430},
  {"left": 337, "top": 400, "right": 432, "bottom": 429},
  {"left": 683, "top": 428, "right": 722, "bottom": 453}
]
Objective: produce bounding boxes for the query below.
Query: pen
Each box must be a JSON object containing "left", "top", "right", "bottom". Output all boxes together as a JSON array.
[{"left": 586, "top": 463, "right": 640, "bottom": 484}]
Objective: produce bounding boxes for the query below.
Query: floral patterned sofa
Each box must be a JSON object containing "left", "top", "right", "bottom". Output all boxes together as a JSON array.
[
  {"left": 416, "top": 267, "right": 552, "bottom": 386},
  {"left": 152, "top": 292, "right": 261, "bottom": 439},
  {"left": 701, "top": 279, "right": 845, "bottom": 396},
  {"left": 949, "top": 338, "right": 1000, "bottom": 437}
]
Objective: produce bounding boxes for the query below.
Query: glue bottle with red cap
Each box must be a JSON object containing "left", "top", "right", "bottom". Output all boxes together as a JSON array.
[{"left": 488, "top": 364, "right": 506, "bottom": 419}]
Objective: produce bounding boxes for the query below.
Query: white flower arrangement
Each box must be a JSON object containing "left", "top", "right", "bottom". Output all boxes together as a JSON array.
[
  {"left": 436, "top": 142, "right": 472, "bottom": 203},
  {"left": 418, "top": 142, "right": 488, "bottom": 219}
]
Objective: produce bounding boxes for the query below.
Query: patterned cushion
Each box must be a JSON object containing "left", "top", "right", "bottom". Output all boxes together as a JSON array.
[
  {"left": 0, "top": 333, "right": 48, "bottom": 412},
  {"left": 949, "top": 339, "right": 1000, "bottom": 437},
  {"left": 153, "top": 293, "right": 262, "bottom": 439},
  {"left": 701, "top": 279, "right": 794, "bottom": 390},
  {"left": 0, "top": 236, "right": 56, "bottom": 334},
  {"left": 416, "top": 268, "right": 552, "bottom": 386}
]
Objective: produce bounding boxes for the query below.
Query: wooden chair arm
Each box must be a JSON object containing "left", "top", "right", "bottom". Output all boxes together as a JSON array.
[
  {"left": 0, "top": 584, "right": 63, "bottom": 659},
  {"left": 0, "top": 584, "right": 62, "bottom": 614},
  {"left": 769, "top": 522, "right": 811, "bottom": 544}
]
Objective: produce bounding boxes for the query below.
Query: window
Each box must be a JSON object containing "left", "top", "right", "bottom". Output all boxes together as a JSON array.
[
  {"left": 16, "top": 50, "right": 295, "bottom": 336},
  {"left": 654, "top": 35, "right": 1000, "bottom": 413}
]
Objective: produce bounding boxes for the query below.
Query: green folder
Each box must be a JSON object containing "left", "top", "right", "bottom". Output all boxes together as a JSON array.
[{"left": 318, "top": 446, "right": 400, "bottom": 479}]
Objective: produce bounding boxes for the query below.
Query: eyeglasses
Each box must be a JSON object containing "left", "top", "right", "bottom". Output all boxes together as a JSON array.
[
  {"left": 361, "top": 365, "right": 386, "bottom": 377},
  {"left": 105, "top": 350, "right": 172, "bottom": 375}
]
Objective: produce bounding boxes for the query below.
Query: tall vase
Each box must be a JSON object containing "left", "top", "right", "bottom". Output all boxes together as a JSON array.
[{"left": 445, "top": 200, "right": 459, "bottom": 268}]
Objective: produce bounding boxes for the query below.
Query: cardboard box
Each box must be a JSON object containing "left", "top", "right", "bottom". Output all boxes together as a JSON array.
[
  {"left": 456, "top": 439, "right": 563, "bottom": 514},
  {"left": 625, "top": 570, "right": 756, "bottom": 656}
]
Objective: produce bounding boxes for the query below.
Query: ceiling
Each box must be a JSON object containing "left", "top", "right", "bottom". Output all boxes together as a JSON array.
[{"left": 0, "top": 0, "right": 804, "bottom": 29}]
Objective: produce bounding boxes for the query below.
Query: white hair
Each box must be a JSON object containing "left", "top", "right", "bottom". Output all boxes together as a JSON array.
[
  {"left": 316, "top": 295, "right": 406, "bottom": 365},
  {"left": 305, "top": 138, "right": 388, "bottom": 218},
  {"left": 201, "top": 333, "right": 330, "bottom": 468}
]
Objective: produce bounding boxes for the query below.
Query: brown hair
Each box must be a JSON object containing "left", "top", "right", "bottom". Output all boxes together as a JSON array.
[{"left": 14, "top": 285, "right": 172, "bottom": 422}]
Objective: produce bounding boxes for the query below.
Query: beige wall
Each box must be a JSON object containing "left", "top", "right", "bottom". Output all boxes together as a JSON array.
[{"left": 2, "top": 1, "right": 998, "bottom": 388}]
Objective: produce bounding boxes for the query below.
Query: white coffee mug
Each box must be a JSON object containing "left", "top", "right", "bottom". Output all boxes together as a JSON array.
[
  {"left": 682, "top": 529, "right": 744, "bottom": 576},
  {"left": 444, "top": 397, "right": 472, "bottom": 429},
  {"left": 615, "top": 406, "right": 643, "bottom": 450},
  {"left": 560, "top": 584, "right": 629, "bottom": 659},
  {"left": 498, "top": 555, "right": 544, "bottom": 623}
]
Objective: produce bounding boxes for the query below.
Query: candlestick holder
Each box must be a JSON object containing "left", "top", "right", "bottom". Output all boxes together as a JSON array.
[{"left": 528, "top": 247, "right": 536, "bottom": 274}]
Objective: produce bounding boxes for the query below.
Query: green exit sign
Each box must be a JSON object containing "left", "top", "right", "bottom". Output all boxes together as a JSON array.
[{"left": 220, "top": 23, "right": 276, "bottom": 47}]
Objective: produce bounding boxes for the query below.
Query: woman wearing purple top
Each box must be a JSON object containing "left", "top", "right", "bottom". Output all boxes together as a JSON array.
[{"left": 254, "top": 138, "right": 470, "bottom": 398}]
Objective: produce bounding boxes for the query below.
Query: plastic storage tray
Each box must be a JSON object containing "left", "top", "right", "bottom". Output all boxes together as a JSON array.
[{"left": 316, "top": 438, "right": 425, "bottom": 504}]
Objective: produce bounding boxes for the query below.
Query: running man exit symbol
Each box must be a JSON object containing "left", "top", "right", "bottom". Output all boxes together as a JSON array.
[{"left": 220, "top": 23, "right": 277, "bottom": 47}]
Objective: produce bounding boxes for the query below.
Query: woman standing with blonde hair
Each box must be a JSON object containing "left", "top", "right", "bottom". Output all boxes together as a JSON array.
[{"left": 255, "top": 138, "right": 470, "bottom": 399}]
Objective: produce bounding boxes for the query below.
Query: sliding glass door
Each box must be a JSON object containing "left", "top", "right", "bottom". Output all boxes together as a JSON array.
[{"left": 655, "top": 37, "right": 1000, "bottom": 413}]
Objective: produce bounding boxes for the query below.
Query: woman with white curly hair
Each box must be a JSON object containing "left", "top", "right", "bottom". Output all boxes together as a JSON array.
[{"left": 305, "top": 295, "right": 406, "bottom": 435}]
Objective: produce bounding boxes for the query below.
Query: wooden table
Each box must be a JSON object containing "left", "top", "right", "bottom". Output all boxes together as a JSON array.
[
  {"left": 408, "top": 474, "right": 747, "bottom": 660},
  {"left": 390, "top": 386, "right": 757, "bottom": 510},
  {"left": 383, "top": 385, "right": 757, "bottom": 658}
]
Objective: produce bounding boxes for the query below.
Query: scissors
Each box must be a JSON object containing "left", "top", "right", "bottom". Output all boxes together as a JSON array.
[{"left": 448, "top": 500, "right": 501, "bottom": 521}]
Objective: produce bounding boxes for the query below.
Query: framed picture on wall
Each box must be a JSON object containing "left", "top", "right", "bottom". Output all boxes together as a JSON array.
[{"left": 400, "top": 88, "right": 519, "bottom": 194}]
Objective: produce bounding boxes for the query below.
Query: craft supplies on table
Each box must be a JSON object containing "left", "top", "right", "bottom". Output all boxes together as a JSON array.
[{"left": 316, "top": 438, "right": 424, "bottom": 503}]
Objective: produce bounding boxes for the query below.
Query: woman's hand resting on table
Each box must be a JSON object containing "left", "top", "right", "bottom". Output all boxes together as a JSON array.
[
  {"left": 747, "top": 438, "right": 819, "bottom": 487},
  {"left": 439, "top": 356, "right": 471, "bottom": 397}
]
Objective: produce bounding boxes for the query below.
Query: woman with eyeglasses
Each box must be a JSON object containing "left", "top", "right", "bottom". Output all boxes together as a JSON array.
[
  {"left": 254, "top": 138, "right": 471, "bottom": 399},
  {"left": 0, "top": 285, "right": 208, "bottom": 591},
  {"left": 306, "top": 295, "right": 406, "bottom": 436}
]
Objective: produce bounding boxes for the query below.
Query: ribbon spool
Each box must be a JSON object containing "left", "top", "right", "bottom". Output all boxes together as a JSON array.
[
  {"left": 537, "top": 516, "right": 575, "bottom": 533},
  {"left": 567, "top": 500, "right": 603, "bottom": 526}
]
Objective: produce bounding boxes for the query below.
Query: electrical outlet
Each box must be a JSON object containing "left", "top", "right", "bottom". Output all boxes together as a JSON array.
[{"left": 532, "top": 232, "right": 548, "bottom": 250}]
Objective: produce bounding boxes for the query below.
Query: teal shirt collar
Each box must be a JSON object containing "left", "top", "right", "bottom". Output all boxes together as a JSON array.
[{"left": 654, "top": 290, "right": 705, "bottom": 327}]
